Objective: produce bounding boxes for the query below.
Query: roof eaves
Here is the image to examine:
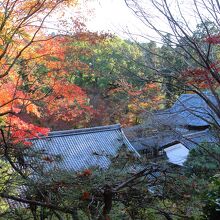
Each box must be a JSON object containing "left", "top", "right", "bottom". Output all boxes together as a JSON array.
[
  {"left": 31, "top": 124, "right": 121, "bottom": 140},
  {"left": 121, "top": 130, "right": 141, "bottom": 157}
]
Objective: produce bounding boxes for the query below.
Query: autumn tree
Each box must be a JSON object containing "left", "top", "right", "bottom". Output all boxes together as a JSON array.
[
  {"left": 0, "top": 0, "right": 97, "bottom": 218},
  {"left": 0, "top": 5, "right": 163, "bottom": 217},
  {"left": 0, "top": 0, "right": 83, "bottom": 137},
  {"left": 124, "top": 0, "right": 220, "bottom": 218},
  {"left": 125, "top": 0, "right": 220, "bottom": 128},
  {"left": 61, "top": 34, "right": 164, "bottom": 126},
  {"left": 22, "top": 36, "right": 97, "bottom": 130}
]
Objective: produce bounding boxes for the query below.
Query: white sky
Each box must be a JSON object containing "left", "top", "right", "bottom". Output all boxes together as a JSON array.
[
  {"left": 48, "top": 0, "right": 211, "bottom": 42},
  {"left": 81, "top": 0, "right": 199, "bottom": 42},
  {"left": 83, "top": 0, "right": 162, "bottom": 42},
  {"left": 86, "top": 0, "right": 140, "bottom": 35}
]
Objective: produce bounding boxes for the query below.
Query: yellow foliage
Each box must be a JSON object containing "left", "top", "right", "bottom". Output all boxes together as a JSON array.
[
  {"left": 139, "top": 102, "right": 149, "bottom": 108},
  {"left": 26, "top": 103, "right": 41, "bottom": 117}
]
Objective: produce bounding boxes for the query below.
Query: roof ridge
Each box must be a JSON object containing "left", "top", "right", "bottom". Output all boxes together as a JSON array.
[
  {"left": 36, "top": 124, "right": 122, "bottom": 139},
  {"left": 183, "top": 129, "right": 209, "bottom": 139}
]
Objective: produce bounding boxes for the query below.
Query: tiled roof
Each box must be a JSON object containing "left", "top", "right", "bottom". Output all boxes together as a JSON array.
[
  {"left": 123, "top": 92, "right": 219, "bottom": 152},
  {"left": 29, "top": 124, "right": 140, "bottom": 172},
  {"left": 129, "top": 129, "right": 218, "bottom": 151},
  {"left": 128, "top": 131, "right": 181, "bottom": 151},
  {"left": 155, "top": 93, "right": 219, "bottom": 127},
  {"left": 181, "top": 129, "right": 219, "bottom": 150}
]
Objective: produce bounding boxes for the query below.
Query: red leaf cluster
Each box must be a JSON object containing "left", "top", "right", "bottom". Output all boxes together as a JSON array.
[
  {"left": 205, "top": 35, "right": 220, "bottom": 44},
  {"left": 9, "top": 116, "right": 49, "bottom": 144},
  {"left": 182, "top": 67, "right": 217, "bottom": 89},
  {"left": 81, "top": 191, "right": 90, "bottom": 200},
  {"left": 82, "top": 169, "right": 92, "bottom": 176},
  {"left": 77, "top": 169, "right": 93, "bottom": 178}
]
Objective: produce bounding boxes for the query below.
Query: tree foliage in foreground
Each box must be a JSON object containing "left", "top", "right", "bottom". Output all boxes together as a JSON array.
[{"left": 1, "top": 145, "right": 212, "bottom": 220}]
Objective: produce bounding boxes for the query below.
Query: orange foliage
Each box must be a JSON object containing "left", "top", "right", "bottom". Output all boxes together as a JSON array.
[
  {"left": 119, "top": 82, "right": 163, "bottom": 125},
  {"left": 0, "top": 74, "right": 49, "bottom": 144},
  {"left": 0, "top": 0, "right": 80, "bottom": 145},
  {"left": 43, "top": 79, "right": 94, "bottom": 122},
  {"left": 8, "top": 116, "right": 49, "bottom": 144},
  {"left": 182, "top": 66, "right": 218, "bottom": 89},
  {"left": 30, "top": 37, "right": 97, "bottom": 128},
  {"left": 92, "top": 81, "right": 164, "bottom": 126}
]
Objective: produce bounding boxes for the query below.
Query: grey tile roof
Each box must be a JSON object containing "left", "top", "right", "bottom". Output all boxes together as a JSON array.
[
  {"left": 128, "top": 129, "right": 218, "bottom": 152},
  {"left": 181, "top": 129, "right": 219, "bottom": 150},
  {"left": 123, "top": 92, "right": 220, "bottom": 153},
  {"left": 29, "top": 124, "right": 140, "bottom": 172},
  {"left": 128, "top": 131, "right": 181, "bottom": 151},
  {"left": 155, "top": 93, "right": 219, "bottom": 127},
  {"left": 6, "top": 125, "right": 139, "bottom": 209}
]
